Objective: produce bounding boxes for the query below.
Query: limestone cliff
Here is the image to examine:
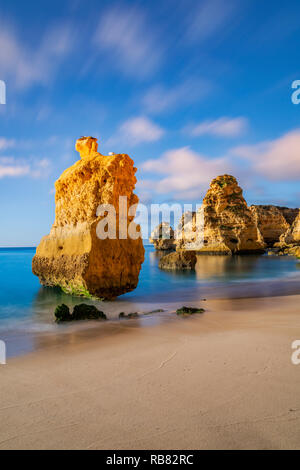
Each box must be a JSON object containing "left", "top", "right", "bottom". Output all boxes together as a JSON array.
[
  {"left": 174, "top": 212, "right": 195, "bottom": 251},
  {"left": 277, "top": 207, "right": 298, "bottom": 226},
  {"left": 149, "top": 222, "right": 176, "bottom": 251},
  {"left": 32, "top": 137, "right": 145, "bottom": 299},
  {"left": 250, "top": 205, "right": 290, "bottom": 247},
  {"left": 279, "top": 210, "right": 300, "bottom": 246},
  {"left": 177, "top": 175, "right": 265, "bottom": 254}
]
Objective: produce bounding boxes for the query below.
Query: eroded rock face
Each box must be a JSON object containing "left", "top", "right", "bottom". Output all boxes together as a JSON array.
[
  {"left": 250, "top": 205, "right": 290, "bottom": 247},
  {"left": 159, "top": 251, "right": 197, "bottom": 270},
  {"left": 150, "top": 222, "right": 176, "bottom": 251},
  {"left": 279, "top": 210, "right": 300, "bottom": 246},
  {"left": 277, "top": 207, "right": 299, "bottom": 226},
  {"left": 175, "top": 211, "right": 197, "bottom": 251},
  {"left": 32, "top": 137, "right": 145, "bottom": 299},
  {"left": 177, "top": 175, "right": 265, "bottom": 254}
]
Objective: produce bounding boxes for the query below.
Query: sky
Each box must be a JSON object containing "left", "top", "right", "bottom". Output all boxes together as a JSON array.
[{"left": 0, "top": 0, "right": 300, "bottom": 245}]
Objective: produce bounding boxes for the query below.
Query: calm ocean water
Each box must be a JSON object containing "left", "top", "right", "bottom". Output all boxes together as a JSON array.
[{"left": 0, "top": 245, "right": 300, "bottom": 357}]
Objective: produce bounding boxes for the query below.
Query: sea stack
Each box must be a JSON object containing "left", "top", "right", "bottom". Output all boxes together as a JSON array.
[
  {"left": 178, "top": 175, "right": 265, "bottom": 254},
  {"left": 32, "top": 137, "right": 145, "bottom": 299},
  {"left": 149, "top": 222, "right": 176, "bottom": 251}
]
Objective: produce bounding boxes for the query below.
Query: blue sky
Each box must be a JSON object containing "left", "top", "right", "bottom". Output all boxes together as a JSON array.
[{"left": 0, "top": 0, "right": 300, "bottom": 245}]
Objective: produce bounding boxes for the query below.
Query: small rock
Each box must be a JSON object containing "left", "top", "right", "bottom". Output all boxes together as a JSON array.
[
  {"left": 55, "top": 304, "right": 72, "bottom": 323},
  {"left": 119, "top": 312, "right": 139, "bottom": 319},
  {"left": 73, "top": 304, "right": 106, "bottom": 321},
  {"left": 159, "top": 251, "right": 197, "bottom": 271},
  {"left": 150, "top": 222, "right": 176, "bottom": 251},
  {"left": 55, "top": 303, "right": 106, "bottom": 323},
  {"left": 176, "top": 306, "right": 205, "bottom": 316}
]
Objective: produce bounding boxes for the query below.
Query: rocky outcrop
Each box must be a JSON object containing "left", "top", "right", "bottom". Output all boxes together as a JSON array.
[
  {"left": 175, "top": 211, "right": 198, "bottom": 251},
  {"left": 159, "top": 251, "right": 197, "bottom": 270},
  {"left": 55, "top": 304, "right": 107, "bottom": 323},
  {"left": 150, "top": 222, "right": 176, "bottom": 251},
  {"left": 278, "top": 210, "right": 300, "bottom": 246},
  {"left": 277, "top": 207, "right": 298, "bottom": 226},
  {"left": 33, "top": 137, "right": 145, "bottom": 299},
  {"left": 250, "top": 205, "right": 290, "bottom": 247},
  {"left": 177, "top": 175, "right": 265, "bottom": 254}
]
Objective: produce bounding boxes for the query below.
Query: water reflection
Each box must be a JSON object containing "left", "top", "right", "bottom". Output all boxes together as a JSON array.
[{"left": 195, "top": 255, "right": 260, "bottom": 280}]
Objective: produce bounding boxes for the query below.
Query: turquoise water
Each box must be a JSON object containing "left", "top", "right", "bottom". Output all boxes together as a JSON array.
[{"left": 0, "top": 245, "right": 300, "bottom": 356}]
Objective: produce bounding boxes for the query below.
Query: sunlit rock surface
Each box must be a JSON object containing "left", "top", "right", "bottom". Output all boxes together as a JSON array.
[
  {"left": 279, "top": 210, "right": 300, "bottom": 247},
  {"left": 250, "top": 205, "right": 290, "bottom": 247},
  {"left": 32, "top": 137, "right": 145, "bottom": 299},
  {"left": 178, "top": 175, "right": 265, "bottom": 254},
  {"left": 159, "top": 250, "right": 197, "bottom": 270},
  {"left": 150, "top": 222, "right": 176, "bottom": 251}
]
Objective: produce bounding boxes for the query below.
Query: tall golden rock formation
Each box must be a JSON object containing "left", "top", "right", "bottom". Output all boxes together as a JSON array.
[
  {"left": 177, "top": 175, "right": 265, "bottom": 254},
  {"left": 32, "top": 137, "right": 145, "bottom": 299}
]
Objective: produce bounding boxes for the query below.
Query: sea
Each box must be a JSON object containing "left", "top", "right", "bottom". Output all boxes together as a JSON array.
[{"left": 0, "top": 245, "right": 300, "bottom": 357}]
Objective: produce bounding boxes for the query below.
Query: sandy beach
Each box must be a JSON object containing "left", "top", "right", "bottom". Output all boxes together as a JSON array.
[{"left": 1, "top": 294, "right": 300, "bottom": 450}]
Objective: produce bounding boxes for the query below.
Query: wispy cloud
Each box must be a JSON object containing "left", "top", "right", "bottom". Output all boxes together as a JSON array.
[
  {"left": 107, "top": 116, "right": 165, "bottom": 147},
  {"left": 232, "top": 129, "right": 300, "bottom": 181},
  {"left": 0, "top": 157, "right": 51, "bottom": 179},
  {"left": 0, "top": 157, "right": 29, "bottom": 178},
  {"left": 141, "top": 128, "right": 300, "bottom": 201},
  {"left": 94, "top": 6, "right": 162, "bottom": 78},
  {"left": 0, "top": 138, "right": 15, "bottom": 151},
  {"left": 185, "top": 0, "right": 239, "bottom": 43},
  {"left": 142, "top": 147, "right": 232, "bottom": 199},
  {"left": 187, "top": 117, "right": 248, "bottom": 138},
  {"left": 142, "top": 78, "right": 213, "bottom": 114},
  {"left": 0, "top": 21, "right": 73, "bottom": 89}
]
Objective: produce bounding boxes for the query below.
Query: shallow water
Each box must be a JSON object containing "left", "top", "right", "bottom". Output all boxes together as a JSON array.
[{"left": 0, "top": 245, "right": 300, "bottom": 357}]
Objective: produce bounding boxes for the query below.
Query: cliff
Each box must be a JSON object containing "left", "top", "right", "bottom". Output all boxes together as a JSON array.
[
  {"left": 175, "top": 211, "right": 197, "bottom": 251},
  {"left": 250, "top": 205, "right": 290, "bottom": 247},
  {"left": 177, "top": 175, "right": 265, "bottom": 254},
  {"left": 279, "top": 210, "right": 300, "bottom": 246},
  {"left": 149, "top": 222, "right": 176, "bottom": 251},
  {"left": 32, "top": 137, "right": 145, "bottom": 299},
  {"left": 277, "top": 207, "right": 298, "bottom": 226}
]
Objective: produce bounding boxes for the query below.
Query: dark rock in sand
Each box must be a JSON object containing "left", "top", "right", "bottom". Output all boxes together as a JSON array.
[
  {"left": 55, "top": 303, "right": 106, "bottom": 323},
  {"left": 73, "top": 304, "right": 106, "bottom": 321},
  {"left": 176, "top": 306, "right": 205, "bottom": 316},
  {"left": 55, "top": 304, "right": 72, "bottom": 323},
  {"left": 119, "top": 312, "right": 139, "bottom": 319}
]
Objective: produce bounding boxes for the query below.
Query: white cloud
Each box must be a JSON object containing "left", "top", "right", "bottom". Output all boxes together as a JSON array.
[
  {"left": 0, "top": 157, "right": 51, "bottom": 179},
  {"left": 94, "top": 6, "right": 162, "bottom": 78},
  {"left": 142, "top": 147, "right": 232, "bottom": 199},
  {"left": 0, "top": 138, "right": 15, "bottom": 151},
  {"left": 0, "top": 22, "right": 73, "bottom": 89},
  {"left": 232, "top": 129, "right": 300, "bottom": 181},
  {"left": 188, "top": 117, "right": 248, "bottom": 138},
  {"left": 0, "top": 161, "right": 29, "bottom": 178},
  {"left": 108, "top": 116, "right": 165, "bottom": 147},
  {"left": 142, "top": 78, "right": 212, "bottom": 114},
  {"left": 185, "top": 0, "right": 238, "bottom": 42}
]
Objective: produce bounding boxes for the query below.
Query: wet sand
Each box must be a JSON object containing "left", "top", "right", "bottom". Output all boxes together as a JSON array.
[{"left": 1, "top": 295, "right": 300, "bottom": 450}]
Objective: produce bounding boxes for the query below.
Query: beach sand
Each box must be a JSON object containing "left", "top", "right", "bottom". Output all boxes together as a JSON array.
[{"left": 1, "top": 295, "right": 300, "bottom": 450}]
